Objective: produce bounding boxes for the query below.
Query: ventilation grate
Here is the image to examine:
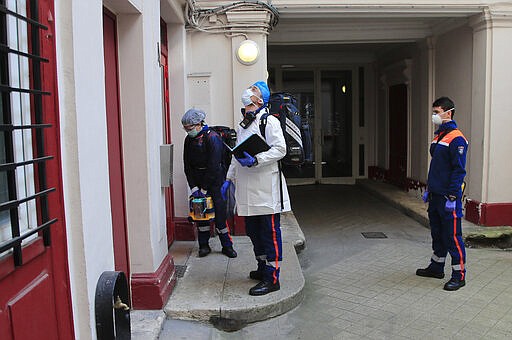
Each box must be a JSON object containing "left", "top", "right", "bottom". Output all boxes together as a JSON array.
[
  {"left": 175, "top": 265, "right": 187, "bottom": 278},
  {"left": 361, "top": 232, "right": 388, "bottom": 239}
]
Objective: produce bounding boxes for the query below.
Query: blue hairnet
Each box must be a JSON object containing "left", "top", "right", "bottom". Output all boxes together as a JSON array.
[
  {"left": 253, "top": 81, "right": 270, "bottom": 104},
  {"left": 182, "top": 108, "right": 206, "bottom": 125}
]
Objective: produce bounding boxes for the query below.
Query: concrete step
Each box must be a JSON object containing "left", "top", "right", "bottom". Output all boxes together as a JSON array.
[{"left": 163, "top": 211, "right": 305, "bottom": 329}]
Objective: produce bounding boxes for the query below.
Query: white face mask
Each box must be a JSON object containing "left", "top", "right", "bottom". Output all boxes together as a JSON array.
[
  {"left": 431, "top": 114, "right": 443, "bottom": 125},
  {"left": 241, "top": 89, "right": 254, "bottom": 106},
  {"left": 431, "top": 108, "right": 454, "bottom": 125}
]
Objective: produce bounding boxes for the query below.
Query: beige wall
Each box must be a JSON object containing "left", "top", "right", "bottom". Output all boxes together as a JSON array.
[
  {"left": 171, "top": 30, "right": 268, "bottom": 217},
  {"left": 435, "top": 25, "right": 474, "bottom": 197}
]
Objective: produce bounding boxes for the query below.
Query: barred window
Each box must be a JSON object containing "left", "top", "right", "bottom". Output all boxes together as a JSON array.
[{"left": 0, "top": 0, "right": 56, "bottom": 265}]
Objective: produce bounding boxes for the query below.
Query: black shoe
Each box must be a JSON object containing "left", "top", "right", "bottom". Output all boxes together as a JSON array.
[
  {"left": 249, "top": 270, "right": 263, "bottom": 281},
  {"left": 221, "top": 246, "right": 237, "bottom": 258},
  {"left": 416, "top": 267, "right": 445, "bottom": 279},
  {"left": 444, "top": 278, "right": 466, "bottom": 291},
  {"left": 249, "top": 280, "right": 280, "bottom": 296},
  {"left": 198, "top": 245, "right": 211, "bottom": 257}
]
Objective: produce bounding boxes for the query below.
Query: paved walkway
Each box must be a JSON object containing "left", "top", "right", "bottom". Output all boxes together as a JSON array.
[{"left": 134, "top": 181, "right": 512, "bottom": 339}]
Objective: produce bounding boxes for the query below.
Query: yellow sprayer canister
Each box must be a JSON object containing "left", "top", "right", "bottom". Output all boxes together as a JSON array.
[{"left": 189, "top": 196, "right": 215, "bottom": 221}]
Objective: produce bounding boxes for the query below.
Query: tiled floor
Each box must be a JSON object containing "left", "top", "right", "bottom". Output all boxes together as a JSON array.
[{"left": 160, "top": 184, "right": 512, "bottom": 339}]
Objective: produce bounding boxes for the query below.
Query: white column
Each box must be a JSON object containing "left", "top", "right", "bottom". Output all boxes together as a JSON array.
[{"left": 469, "top": 5, "right": 512, "bottom": 204}]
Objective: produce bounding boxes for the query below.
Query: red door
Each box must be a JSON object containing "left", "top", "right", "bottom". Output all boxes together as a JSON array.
[
  {"left": 103, "top": 10, "right": 130, "bottom": 276},
  {"left": 388, "top": 84, "right": 408, "bottom": 188},
  {"left": 160, "top": 21, "right": 176, "bottom": 246},
  {"left": 0, "top": 1, "right": 74, "bottom": 339}
]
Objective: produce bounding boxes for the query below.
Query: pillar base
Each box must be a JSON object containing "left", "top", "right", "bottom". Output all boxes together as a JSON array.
[{"left": 131, "top": 254, "right": 176, "bottom": 309}]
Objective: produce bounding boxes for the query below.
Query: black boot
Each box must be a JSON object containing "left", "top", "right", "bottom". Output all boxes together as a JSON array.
[
  {"left": 249, "top": 280, "right": 280, "bottom": 296},
  {"left": 249, "top": 270, "right": 263, "bottom": 281},
  {"left": 221, "top": 246, "right": 237, "bottom": 258},
  {"left": 443, "top": 278, "right": 465, "bottom": 291},
  {"left": 198, "top": 245, "right": 211, "bottom": 257},
  {"left": 416, "top": 267, "right": 444, "bottom": 279}
]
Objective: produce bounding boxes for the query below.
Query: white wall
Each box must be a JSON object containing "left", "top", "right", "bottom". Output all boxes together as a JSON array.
[{"left": 56, "top": 1, "right": 114, "bottom": 338}]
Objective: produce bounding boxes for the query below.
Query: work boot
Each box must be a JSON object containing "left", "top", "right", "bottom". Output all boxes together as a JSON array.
[
  {"left": 443, "top": 278, "right": 465, "bottom": 291},
  {"left": 198, "top": 245, "right": 211, "bottom": 257},
  {"left": 221, "top": 246, "right": 237, "bottom": 258},
  {"left": 416, "top": 267, "right": 444, "bottom": 279},
  {"left": 249, "top": 280, "right": 280, "bottom": 296},
  {"left": 249, "top": 270, "right": 263, "bottom": 281}
]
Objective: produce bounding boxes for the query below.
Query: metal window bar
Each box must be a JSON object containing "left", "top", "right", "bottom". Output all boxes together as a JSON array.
[
  {"left": 0, "top": 123, "right": 51, "bottom": 131},
  {"left": 0, "top": 44, "right": 49, "bottom": 62},
  {"left": 0, "top": 0, "right": 56, "bottom": 266}
]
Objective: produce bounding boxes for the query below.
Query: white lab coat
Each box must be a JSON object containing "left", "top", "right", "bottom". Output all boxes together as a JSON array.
[{"left": 226, "top": 107, "right": 291, "bottom": 216}]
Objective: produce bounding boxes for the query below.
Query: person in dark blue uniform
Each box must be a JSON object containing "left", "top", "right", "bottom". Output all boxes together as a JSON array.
[
  {"left": 417, "top": 97, "right": 468, "bottom": 291},
  {"left": 182, "top": 108, "right": 237, "bottom": 258}
]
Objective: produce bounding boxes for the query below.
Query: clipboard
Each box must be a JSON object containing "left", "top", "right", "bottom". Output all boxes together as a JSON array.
[{"left": 225, "top": 133, "right": 270, "bottom": 159}]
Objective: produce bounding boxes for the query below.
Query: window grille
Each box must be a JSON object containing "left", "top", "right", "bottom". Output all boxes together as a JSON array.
[{"left": 0, "top": 0, "right": 57, "bottom": 266}]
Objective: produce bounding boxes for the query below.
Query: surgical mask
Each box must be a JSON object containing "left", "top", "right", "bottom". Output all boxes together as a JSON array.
[
  {"left": 241, "top": 89, "right": 254, "bottom": 106},
  {"left": 241, "top": 88, "right": 262, "bottom": 107},
  {"left": 187, "top": 128, "right": 200, "bottom": 138}
]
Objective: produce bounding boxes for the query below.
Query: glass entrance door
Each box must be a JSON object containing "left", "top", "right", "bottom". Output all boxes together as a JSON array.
[
  {"left": 320, "top": 70, "right": 352, "bottom": 179},
  {"left": 269, "top": 68, "right": 354, "bottom": 184}
]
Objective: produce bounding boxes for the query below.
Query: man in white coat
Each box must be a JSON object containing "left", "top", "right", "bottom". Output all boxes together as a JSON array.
[{"left": 221, "top": 81, "right": 291, "bottom": 296}]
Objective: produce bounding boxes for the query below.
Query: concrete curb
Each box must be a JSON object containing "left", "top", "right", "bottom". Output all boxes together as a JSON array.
[
  {"left": 163, "top": 212, "right": 306, "bottom": 326},
  {"left": 131, "top": 310, "right": 166, "bottom": 340}
]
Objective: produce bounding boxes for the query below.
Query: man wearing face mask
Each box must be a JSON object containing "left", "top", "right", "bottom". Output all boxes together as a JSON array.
[
  {"left": 182, "top": 108, "right": 237, "bottom": 258},
  {"left": 221, "top": 81, "right": 291, "bottom": 296},
  {"left": 417, "top": 97, "right": 468, "bottom": 291}
]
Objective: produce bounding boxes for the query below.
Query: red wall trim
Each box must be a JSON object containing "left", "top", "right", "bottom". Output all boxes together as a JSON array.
[
  {"left": 465, "top": 200, "right": 512, "bottom": 226},
  {"left": 130, "top": 254, "right": 176, "bottom": 309},
  {"left": 174, "top": 216, "right": 247, "bottom": 241},
  {"left": 174, "top": 217, "right": 196, "bottom": 241}
]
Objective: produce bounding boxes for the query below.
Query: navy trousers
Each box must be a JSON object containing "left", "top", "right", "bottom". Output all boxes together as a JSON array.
[
  {"left": 245, "top": 214, "right": 282, "bottom": 284},
  {"left": 427, "top": 193, "right": 466, "bottom": 280},
  {"left": 197, "top": 184, "right": 233, "bottom": 248}
]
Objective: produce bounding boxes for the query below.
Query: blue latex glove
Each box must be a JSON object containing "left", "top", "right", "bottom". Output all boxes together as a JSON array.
[
  {"left": 191, "top": 188, "right": 205, "bottom": 198},
  {"left": 422, "top": 191, "right": 429, "bottom": 203},
  {"left": 221, "top": 180, "right": 231, "bottom": 200},
  {"left": 445, "top": 199, "right": 456, "bottom": 212},
  {"left": 236, "top": 151, "right": 256, "bottom": 167}
]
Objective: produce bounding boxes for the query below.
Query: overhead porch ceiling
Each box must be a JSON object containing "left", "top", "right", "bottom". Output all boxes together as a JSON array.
[{"left": 268, "top": 3, "right": 484, "bottom": 45}]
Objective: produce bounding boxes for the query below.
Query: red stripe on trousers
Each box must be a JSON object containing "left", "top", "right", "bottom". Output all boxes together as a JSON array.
[
  {"left": 271, "top": 215, "right": 279, "bottom": 284},
  {"left": 452, "top": 211, "right": 465, "bottom": 280}
]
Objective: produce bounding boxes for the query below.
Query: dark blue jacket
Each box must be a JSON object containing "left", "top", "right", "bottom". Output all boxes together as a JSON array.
[
  {"left": 183, "top": 125, "right": 226, "bottom": 190},
  {"left": 427, "top": 120, "right": 468, "bottom": 198}
]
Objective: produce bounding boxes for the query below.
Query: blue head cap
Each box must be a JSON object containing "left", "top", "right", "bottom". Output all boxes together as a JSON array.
[{"left": 252, "top": 81, "right": 270, "bottom": 104}]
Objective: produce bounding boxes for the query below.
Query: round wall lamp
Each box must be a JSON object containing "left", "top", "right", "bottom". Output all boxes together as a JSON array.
[{"left": 236, "top": 39, "right": 259, "bottom": 65}]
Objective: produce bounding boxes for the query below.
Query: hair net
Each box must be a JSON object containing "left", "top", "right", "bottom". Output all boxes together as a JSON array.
[
  {"left": 252, "top": 81, "right": 270, "bottom": 104},
  {"left": 182, "top": 108, "right": 206, "bottom": 125}
]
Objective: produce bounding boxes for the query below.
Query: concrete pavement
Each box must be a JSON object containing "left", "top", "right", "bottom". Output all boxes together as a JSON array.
[{"left": 133, "top": 181, "right": 512, "bottom": 339}]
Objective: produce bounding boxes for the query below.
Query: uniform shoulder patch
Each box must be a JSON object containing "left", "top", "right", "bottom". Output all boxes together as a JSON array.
[{"left": 458, "top": 146, "right": 465, "bottom": 155}]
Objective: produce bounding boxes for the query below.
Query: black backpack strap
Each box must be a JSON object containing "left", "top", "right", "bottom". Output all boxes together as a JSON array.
[
  {"left": 259, "top": 113, "right": 269, "bottom": 139},
  {"left": 260, "top": 113, "right": 284, "bottom": 211}
]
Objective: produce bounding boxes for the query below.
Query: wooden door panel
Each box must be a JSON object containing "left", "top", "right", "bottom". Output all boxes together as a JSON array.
[
  {"left": 103, "top": 9, "right": 130, "bottom": 275},
  {"left": 9, "top": 273, "right": 58, "bottom": 340}
]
